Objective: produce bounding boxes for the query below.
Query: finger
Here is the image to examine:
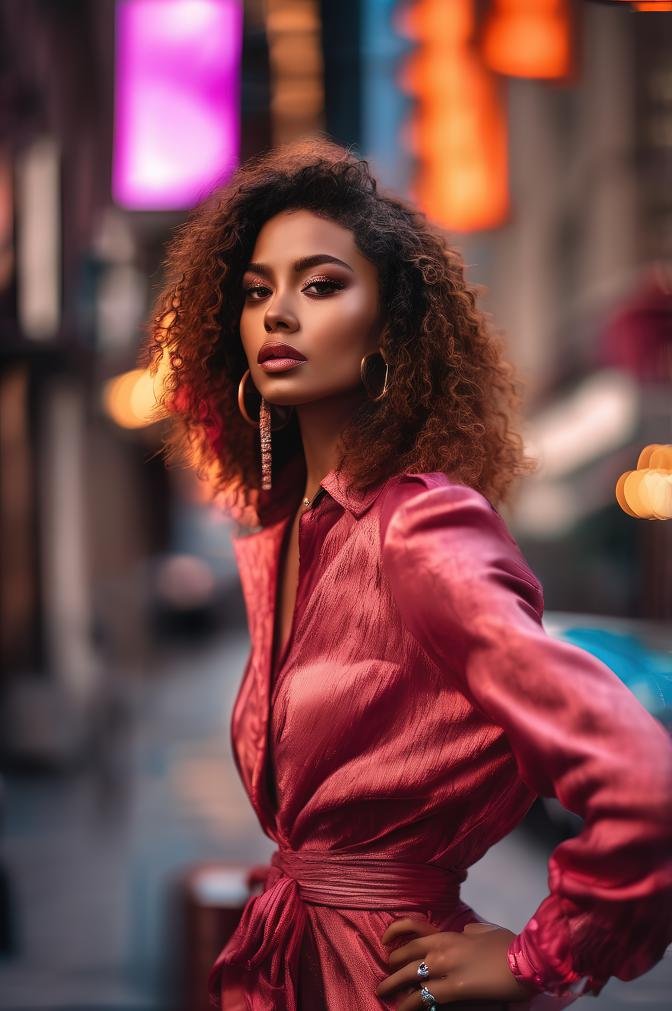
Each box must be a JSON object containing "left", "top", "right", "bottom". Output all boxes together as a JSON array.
[
  {"left": 387, "top": 933, "right": 446, "bottom": 971},
  {"left": 397, "top": 995, "right": 474, "bottom": 1011},
  {"left": 396, "top": 977, "right": 450, "bottom": 1011},
  {"left": 382, "top": 915, "right": 435, "bottom": 946},
  {"left": 375, "top": 957, "right": 432, "bottom": 1000}
]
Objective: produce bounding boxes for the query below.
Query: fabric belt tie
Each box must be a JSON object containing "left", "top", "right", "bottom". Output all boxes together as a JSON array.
[{"left": 207, "top": 847, "right": 466, "bottom": 1011}]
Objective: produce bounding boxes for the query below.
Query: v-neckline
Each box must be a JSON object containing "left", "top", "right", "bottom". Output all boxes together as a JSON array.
[
  {"left": 269, "top": 487, "right": 328, "bottom": 693},
  {"left": 271, "top": 512, "right": 297, "bottom": 682}
]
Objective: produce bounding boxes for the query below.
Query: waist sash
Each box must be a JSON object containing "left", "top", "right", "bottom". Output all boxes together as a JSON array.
[{"left": 207, "top": 847, "right": 465, "bottom": 1011}]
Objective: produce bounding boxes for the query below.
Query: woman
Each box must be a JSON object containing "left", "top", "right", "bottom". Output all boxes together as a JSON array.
[{"left": 144, "top": 138, "right": 672, "bottom": 1011}]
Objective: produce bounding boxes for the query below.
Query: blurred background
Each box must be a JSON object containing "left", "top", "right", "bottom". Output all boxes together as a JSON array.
[{"left": 1, "top": 0, "right": 671, "bottom": 1009}]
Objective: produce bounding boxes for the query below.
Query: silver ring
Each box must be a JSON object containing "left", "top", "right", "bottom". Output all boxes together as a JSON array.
[
  {"left": 419, "top": 984, "right": 437, "bottom": 1006},
  {"left": 416, "top": 960, "right": 430, "bottom": 980}
]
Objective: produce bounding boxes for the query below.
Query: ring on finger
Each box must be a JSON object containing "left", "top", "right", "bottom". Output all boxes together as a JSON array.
[
  {"left": 419, "top": 983, "right": 438, "bottom": 1007},
  {"left": 416, "top": 960, "right": 430, "bottom": 980}
]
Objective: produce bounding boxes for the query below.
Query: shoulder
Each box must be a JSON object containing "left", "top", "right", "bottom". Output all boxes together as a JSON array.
[
  {"left": 378, "top": 471, "right": 542, "bottom": 602},
  {"left": 379, "top": 471, "right": 504, "bottom": 542}
]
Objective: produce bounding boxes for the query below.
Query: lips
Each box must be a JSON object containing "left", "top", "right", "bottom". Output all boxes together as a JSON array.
[{"left": 257, "top": 342, "right": 307, "bottom": 364}]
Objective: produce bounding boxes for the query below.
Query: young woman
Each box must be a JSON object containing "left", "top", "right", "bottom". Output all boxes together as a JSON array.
[{"left": 145, "top": 139, "right": 672, "bottom": 1011}]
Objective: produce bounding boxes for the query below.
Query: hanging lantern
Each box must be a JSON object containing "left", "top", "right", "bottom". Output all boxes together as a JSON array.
[
  {"left": 481, "top": 0, "right": 573, "bottom": 80},
  {"left": 398, "top": 0, "right": 509, "bottom": 232}
]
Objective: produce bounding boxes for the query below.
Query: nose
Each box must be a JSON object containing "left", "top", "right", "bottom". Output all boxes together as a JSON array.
[{"left": 264, "top": 298, "right": 299, "bottom": 334}]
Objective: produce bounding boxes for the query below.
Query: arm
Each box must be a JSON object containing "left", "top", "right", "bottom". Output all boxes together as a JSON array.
[{"left": 380, "top": 476, "right": 672, "bottom": 998}]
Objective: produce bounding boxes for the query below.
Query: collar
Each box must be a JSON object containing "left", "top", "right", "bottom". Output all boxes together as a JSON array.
[
  {"left": 318, "top": 465, "right": 387, "bottom": 518},
  {"left": 261, "top": 452, "right": 388, "bottom": 523}
]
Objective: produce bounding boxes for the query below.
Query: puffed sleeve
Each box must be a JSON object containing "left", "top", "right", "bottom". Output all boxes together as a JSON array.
[{"left": 380, "top": 476, "right": 672, "bottom": 999}]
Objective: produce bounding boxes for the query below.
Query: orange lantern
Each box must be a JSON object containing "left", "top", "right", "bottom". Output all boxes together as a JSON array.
[
  {"left": 398, "top": 0, "right": 509, "bottom": 232},
  {"left": 482, "top": 0, "right": 573, "bottom": 80}
]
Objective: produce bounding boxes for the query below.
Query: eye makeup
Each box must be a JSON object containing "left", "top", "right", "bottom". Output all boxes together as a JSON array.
[{"left": 243, "top": 275, "right": 347, "bottom": 300}]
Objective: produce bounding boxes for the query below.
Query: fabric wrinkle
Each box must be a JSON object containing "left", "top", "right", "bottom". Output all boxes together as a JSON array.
[{"left": 209, "top": 462, "right": 672, "bottom": 1010}]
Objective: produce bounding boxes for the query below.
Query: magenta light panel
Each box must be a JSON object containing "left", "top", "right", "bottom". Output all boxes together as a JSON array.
[{"left": 113, "top": 0, "right": 242, "bottom": 210}]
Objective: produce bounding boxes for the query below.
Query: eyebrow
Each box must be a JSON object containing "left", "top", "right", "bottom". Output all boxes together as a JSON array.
[{"left": 244, "top": 254, "right": 354, "bottom": 278}]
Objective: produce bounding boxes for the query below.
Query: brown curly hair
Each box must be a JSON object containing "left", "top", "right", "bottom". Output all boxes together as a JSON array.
[{"left": 142, "top": 136, "right": 537, "bottom": 527}]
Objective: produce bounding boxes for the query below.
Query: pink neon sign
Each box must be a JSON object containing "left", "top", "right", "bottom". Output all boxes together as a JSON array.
[{"left": 113, "top": 0, "right": 242, "bottom": 210}]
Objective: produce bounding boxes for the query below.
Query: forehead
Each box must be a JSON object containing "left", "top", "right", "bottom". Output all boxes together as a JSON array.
[{"left": 249, "top": 209, "right": 374, "bottom": 274}]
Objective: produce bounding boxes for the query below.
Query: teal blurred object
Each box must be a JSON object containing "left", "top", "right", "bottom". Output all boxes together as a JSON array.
[{"left": 558, "top": 628, "right": 672, "bottom": 728}]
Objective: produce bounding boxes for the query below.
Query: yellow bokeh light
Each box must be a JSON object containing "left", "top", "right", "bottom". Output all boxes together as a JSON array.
[
  {"left": 616, "top": 444, "right": 672, "bottom": 520},
  {"left": 102, "top": 348, "right": 170, "bottom": 430}
]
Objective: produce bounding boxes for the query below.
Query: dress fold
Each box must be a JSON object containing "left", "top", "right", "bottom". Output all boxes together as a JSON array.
[{"left": 210, "top": 464, "right": 672, "bottom": 1009}]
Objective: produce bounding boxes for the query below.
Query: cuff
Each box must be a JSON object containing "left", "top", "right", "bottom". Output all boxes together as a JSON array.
[{"left": 507, "top": 918, "right": 606, "bottom": 999}]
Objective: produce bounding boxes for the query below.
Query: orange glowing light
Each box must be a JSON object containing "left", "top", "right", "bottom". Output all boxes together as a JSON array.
[
  {"left": 398, "top": 0, "right": 508, "bottom": 232},
  {"left": 615, "top": 472, "right": 639, "bottom": 518},
  {"left": 481, "top": 0, "right": 573, "bottom": 80},
  {"left": 103, "top": 354, "right": 170, "bottom": 430},
  {"left": 633, "top": 3, "right": 672, "bottom": 11},
  {"left": 615, "top": 444, "right": 672, "bottom": 520}
]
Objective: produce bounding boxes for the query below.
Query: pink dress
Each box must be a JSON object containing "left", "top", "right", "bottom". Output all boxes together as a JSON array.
[{"left": 208, "top": 456, "right": 672, "bottom": 1010}]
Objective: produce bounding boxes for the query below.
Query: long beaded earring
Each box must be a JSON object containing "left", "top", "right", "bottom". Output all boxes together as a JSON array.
[{"left": 237, "top": 369, "right": 293, "bottom": 490}]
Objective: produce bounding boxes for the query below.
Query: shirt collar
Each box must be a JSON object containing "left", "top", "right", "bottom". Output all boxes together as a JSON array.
[
  {"left": 263, "top": 452, "right": 388, "bottom": 522},
  {"left": 318, "top": 465, "right": 387, "bottom": 518}
]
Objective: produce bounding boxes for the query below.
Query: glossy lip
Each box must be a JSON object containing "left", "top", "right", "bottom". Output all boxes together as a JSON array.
[
  {"left": 259, "top": 358, "right": 306, "bottom": 373},
  {"left": 257, "top": 341, "right": 307, "bottom": 364}
]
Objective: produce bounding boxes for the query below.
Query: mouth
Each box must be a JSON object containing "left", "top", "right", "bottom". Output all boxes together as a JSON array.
[{"left": 257, "top": 341, "right": 307, "bottom": 364}]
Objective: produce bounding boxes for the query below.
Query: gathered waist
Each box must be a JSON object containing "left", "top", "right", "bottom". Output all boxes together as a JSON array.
[
  {"left": 208, "top": 848, "right": 468, "bottom": 1008},
  {"left": 270, "top": 846, "right": 466, "bottom": 913}
]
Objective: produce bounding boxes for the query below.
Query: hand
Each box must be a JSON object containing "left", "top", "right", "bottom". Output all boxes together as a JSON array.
[{"left": 376, "top": 915, "right": 541, "bottom": 1009}]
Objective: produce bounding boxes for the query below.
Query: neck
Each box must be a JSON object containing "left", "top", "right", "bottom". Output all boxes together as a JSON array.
[{"left": 295, "top": 389, "right": 365, "bottom": 502}]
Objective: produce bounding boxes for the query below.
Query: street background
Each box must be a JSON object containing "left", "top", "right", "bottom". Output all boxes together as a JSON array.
[{"left": 1, "top": 1, "right": 671, "bottom": 1008}]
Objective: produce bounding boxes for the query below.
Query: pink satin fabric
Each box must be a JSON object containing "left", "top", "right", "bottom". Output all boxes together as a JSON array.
[{"left": 208, "top": 456, "right": 672, "bottom": 1010}]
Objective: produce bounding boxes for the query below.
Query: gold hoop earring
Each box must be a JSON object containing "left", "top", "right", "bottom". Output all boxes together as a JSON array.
[
  {"left": 237, "top": 369, "right": 293, "bottom": 429},
  {"left": 237, "top": 369, "right": 293, "bottom": 491},
  {"left": 360, "top": 348, "right": 390, "bottom": 402}
]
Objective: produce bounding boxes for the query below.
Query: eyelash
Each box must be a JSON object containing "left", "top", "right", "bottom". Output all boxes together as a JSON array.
[{"left": 243, "top": 276, "right": 346, "bottom": 300}]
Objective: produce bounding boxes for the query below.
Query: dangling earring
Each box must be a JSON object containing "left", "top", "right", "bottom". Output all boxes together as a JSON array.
[
  {"left": 360, "top": 347, "right": 390, "bottom": 402},
  {"left": 237, "top": 368, "right": 293, "bottom": 491}
]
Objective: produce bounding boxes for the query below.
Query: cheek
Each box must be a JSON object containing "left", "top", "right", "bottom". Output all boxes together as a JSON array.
[{"left": 308, "top": 290, "right": 378, "bottom": 350}]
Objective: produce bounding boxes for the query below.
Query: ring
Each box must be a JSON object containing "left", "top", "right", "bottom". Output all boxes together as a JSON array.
[
  {"left": 419, "top": 984, "right": 437, "bottom": 1007},
  {"left": 416, "top": 960, "right": 430, "bottom": 979}
]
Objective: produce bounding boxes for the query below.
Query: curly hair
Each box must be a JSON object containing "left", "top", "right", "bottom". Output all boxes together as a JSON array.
[{"left": 142, "top": 135, "right": 537, "bottom": 527}]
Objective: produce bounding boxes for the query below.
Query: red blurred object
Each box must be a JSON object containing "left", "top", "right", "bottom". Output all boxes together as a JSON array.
[
  {"left": 176, "top": 862, "right": 258, "bottom": 1011},
  {"left": 481, "top": 0, "right": 573, "bottom": 80},
  {"left": 597, "top": 265, "right": 672, "bottom": 381}
]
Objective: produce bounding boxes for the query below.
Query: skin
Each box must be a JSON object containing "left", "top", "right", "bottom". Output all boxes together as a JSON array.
[
  {"left": 376, "top": 916, "right": 540, "bottom": 1008},
  {"left": 239, "top": 210, "right": 540, "bottom": 1006},
  {"left": 239, "top": 207, "right": 387, "bottom": 505},
  {"left": 239, "top": 208, "right": 387, "bottom": 668}
]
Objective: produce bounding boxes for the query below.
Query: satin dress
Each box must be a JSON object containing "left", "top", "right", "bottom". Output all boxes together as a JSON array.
[{"left": 208, "top": 456, "right": 672, "bottom": 1011}]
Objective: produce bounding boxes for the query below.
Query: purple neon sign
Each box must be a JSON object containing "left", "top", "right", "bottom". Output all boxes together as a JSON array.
[{"left": 113, "top": 0, "right": 242, "bottom": 210}]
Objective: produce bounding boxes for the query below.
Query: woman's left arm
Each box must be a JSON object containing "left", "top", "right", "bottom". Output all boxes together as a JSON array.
[{"left": 380, "top": 477, "right": 672, "bottom": 1000}]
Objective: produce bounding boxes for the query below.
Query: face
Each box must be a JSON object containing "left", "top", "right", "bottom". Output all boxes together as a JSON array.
[{"left": 239, "top": 209, "right": 384, "bottom": 407}]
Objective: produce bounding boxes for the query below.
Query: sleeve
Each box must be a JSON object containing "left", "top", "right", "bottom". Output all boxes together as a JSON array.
[{"left": 380, "top": 477, "right": 672, "bottom": 999}]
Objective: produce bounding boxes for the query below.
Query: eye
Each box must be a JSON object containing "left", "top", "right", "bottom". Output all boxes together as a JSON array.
[
  {"left": 302, "top": 276, "right": 346, "bottom": 296},
  {"left": 243, "top": 282, "right": 271, "bottom": 301}
]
